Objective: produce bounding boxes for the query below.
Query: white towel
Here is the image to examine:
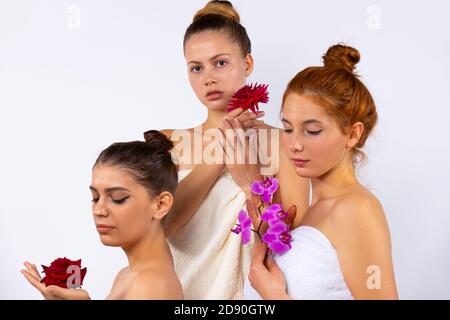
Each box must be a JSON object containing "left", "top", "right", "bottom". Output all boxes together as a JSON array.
[
  {"left": 168, "top": 169, "right": 253, "bottom": 299},
  {"left": 244, "top": 226, "right": 354, "bottom": 300}
]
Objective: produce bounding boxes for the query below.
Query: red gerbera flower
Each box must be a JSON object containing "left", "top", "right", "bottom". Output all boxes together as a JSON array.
[{"left": 226, "top": 83, "right": 269, "bottom": 113}]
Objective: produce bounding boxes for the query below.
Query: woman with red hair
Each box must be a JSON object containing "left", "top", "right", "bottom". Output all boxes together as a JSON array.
[{"left": 245, "top": 44, "right": 398, "bottom": 300}]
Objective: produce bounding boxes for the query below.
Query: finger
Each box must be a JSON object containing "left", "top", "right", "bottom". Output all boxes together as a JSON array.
[
  {"left": 30, "top": 263, "right": 43, "bottom": 281},
  {"left": 233, "top": 119, "right": 246, "bottom": 151},
  {"left": 216, "top": 128, "right": 226, "bottom": 148},
  {"left": 24, "top": 262, "right": 41, "bottom": 280},
  {"left": 227, "top": 107, "right": 248, "bottom": 118},
  {"left": 251, "top": 241, "right": 268, "bottom": 265},
  {"left": 222, "top": 120, "right": 236, "bottom": 162},
  {"left": 238, "top": 111, "right": 264, "bottom": 123},
  {"left": 21, "top": 269, "right": 46, "bottom": 292},
  {"left": 241, "top": 119, "right": 265, "bottom": 130},
  {"left": 265, "top": 253, "right": 280, "bottom": 272},
  {"left": 245, "top": 199, "right": 260, "bottom": 229},
  {"left": 285, "top": 205, "right": 297, "bottom": 230}
]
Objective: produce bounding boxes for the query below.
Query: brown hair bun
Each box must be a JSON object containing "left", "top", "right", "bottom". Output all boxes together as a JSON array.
[{"left": 322, "top": 43, "right": 360, "bottom": 73}]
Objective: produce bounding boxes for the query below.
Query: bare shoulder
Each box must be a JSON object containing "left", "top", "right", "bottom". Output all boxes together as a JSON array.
[
  {"left": 111, "top": 266, "right": 128, "bottom": 286},
  {"left": 328, "top": 187, "right": 390, "bottom": 245},
  {"left": 124, "top": 269, "right": 183, "bottom": 300},
  {"left": 332, "top": 187, "right": 386, "bottom": 224}
]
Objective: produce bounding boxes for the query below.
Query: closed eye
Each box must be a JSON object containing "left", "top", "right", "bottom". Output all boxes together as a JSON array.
[
  {"left": 306, "top": 130, "right": 323, "bottom": 136},
  {"left": 112, "top": 196, "right": 130, "bottom": 205}
]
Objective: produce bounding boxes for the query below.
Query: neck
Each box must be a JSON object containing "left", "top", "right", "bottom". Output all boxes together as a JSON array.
[
  {"left": 122, "top": 221, "right": 172, "bottom": 271},
  {"left": 310, "top": 153, "right": 359, "bottom": 205},
  {"left": 202, "top": 109, "right": 227, "bottom": 131}
]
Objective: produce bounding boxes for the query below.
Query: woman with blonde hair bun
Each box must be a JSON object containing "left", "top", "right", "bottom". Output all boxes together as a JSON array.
[{"left": 145, "top": 0, "right": 310, "bottom": 299}]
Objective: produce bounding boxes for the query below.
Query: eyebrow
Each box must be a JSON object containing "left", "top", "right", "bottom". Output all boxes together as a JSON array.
[
  {"left": 89, "top": 186, "right": 131, "bottom": 193},
  {"left": 281, "top": 118, "right": 323, "bottom": 125},
  {"left": 188, "top": 53, "right": 231, "bottom": 65}
]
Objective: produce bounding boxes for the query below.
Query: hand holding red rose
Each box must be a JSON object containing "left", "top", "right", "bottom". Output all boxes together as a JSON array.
[{"left": 21, "top": 259, "right": 90, "bottom": 300}]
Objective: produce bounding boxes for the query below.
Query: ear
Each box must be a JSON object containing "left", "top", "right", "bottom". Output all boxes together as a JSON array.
[
  {"left": 244, "top": 54, "right": 254, "bottom": 77},
  {"left": 346, "top": 122, "right": 365, "bottom": 149},
  {"left": 151, "top": 191, "right": 174, "bottom": 220}
]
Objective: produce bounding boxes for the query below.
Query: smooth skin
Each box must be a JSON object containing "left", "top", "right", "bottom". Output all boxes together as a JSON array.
[
  {"left": 161, "top": 31, "right": 309, "bottom": 239},
  {"left": 21, "top": 164, "right": 183, "bottom": 300},
  {"left": 247, "top": 93, "right": 398, "bottom": 300}
]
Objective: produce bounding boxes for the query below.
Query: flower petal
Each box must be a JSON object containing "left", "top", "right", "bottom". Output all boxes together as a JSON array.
[
  {"left": 261, "top": 211, "right": 276, "bottom": 222},
  {"left": 231, "top": 225, "right": 242, "bottom": 234},
  {"left": 242, "top": 217, "right": 252, "bottom": 229},
  {"left": 267, "top": 178, "right": 279, "bottom": 194},
  {"left": 251, "top": 181, "right": 264, "bottom": 195},
  {"left": 261, "top": 190, "right": 273, "bottom": 203},
  {"left": 267, "top": 221, "right": 288, "bottom": 234},
  {"left": 262, "top": 233, "right": 277, "bottom": 244},
  {"left": 278, "top": 211, "right": 288, "bottom": 220},
  {"left": 267, "top": 203, "right": 282, "bottom": 212},
  {"left": 241, "top": 228, "right": 251, "bottom": 244},
  {"left": 269, "top": 240, "right": 291, "bottom": 255},
  {"left": 238, "top": 210, "right": 249, "bottom": 224},
  {"left": 268, "top": 218, "right": 280, "bottom": 226}
]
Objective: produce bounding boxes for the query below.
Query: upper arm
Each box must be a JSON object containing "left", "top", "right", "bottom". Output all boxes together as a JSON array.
[
  {"left": 333, "top": 196, "right": 398, "bottom": 299},
  {"left": 275, "top": 139, "right": 310, "bottom": 228}
]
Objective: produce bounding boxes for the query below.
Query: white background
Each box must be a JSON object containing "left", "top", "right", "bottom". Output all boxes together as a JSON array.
[{"left": 1, "top": 0, "right": 449, "bottom": 299}]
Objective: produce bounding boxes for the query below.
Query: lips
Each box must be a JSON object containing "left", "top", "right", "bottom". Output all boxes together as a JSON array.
[
  {"left": 291, "top": 158, "right": 310, "bottom": 167},
  {"left": 206, "top": 90, "right": 224, "bottom": 101},
  {"left": 96, "top": 224, "right": 114, "bottom": 233}
]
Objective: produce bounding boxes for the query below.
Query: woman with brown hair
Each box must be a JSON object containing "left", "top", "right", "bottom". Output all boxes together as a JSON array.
[{"left": 21, "top": 131, "right": 183, "bottom": 299}]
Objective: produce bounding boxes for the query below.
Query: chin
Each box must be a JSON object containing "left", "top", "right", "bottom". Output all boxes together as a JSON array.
[
  {"left": 293, "top": 166, "right": 316, "bottom": 178},
  {"left": 98, "top": 235, "right": 121, "bottom": 247},
  {"left": 204, "top": 101, "right": 228, "bottom": 111}
]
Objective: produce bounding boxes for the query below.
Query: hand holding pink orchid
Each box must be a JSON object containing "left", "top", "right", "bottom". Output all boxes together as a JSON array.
[{"left": 231, "top": 177, "right": 297, "bottom": 255}]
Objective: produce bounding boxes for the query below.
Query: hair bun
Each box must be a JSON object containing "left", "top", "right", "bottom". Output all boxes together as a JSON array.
[
  {"left": 322, "top": 44, "right": 360, "bottom": 73},
  {"left": 193, "top": 0, "right": 240, "bottom": 24},
  {"left": 143, "top": 130, "right": 174, "bottom": 153}
]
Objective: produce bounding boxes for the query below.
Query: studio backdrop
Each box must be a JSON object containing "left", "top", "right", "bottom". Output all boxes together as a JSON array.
[{"left": 1, "top": 0, "right": 449, "bottom": 299}]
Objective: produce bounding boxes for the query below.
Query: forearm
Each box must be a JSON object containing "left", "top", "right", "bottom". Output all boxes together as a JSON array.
[{"left": 164, "top": 163, "right": 224, "bottom": 238}]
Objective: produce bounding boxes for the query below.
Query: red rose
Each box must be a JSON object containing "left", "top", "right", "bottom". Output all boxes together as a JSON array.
[{"left": 41, "top": 257, "right": 87, "bottom": 288}]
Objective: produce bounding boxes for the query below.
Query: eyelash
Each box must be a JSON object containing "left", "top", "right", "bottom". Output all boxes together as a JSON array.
[
  {"left": 190, "top": 60, "right": 228, "bottom": 73},
  {"left": 283, "top": 129, "right": 323, "bottom": 136},
  {"left": 216, "top": 60, "right": 227, "bottom": 67},
  {"left": 190, "top": 66, "right": 201, "bottom": 73},
  {"left": 91, "top": 196, "right": 130, "bottom": 205},
  {"left": 306, "top": 130, "right": 322, "bottom": 136}
]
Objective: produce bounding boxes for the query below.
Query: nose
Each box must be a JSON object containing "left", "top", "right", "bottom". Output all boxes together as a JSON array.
[
  {"left": 203, "top": 68, "right": 217, "bottom": 87},
  {"left": 93, "top": 199, "right": 108, "bottom": 217},
  {"left": 286, "top": 135, "right": 304, "bottom": 154}
]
